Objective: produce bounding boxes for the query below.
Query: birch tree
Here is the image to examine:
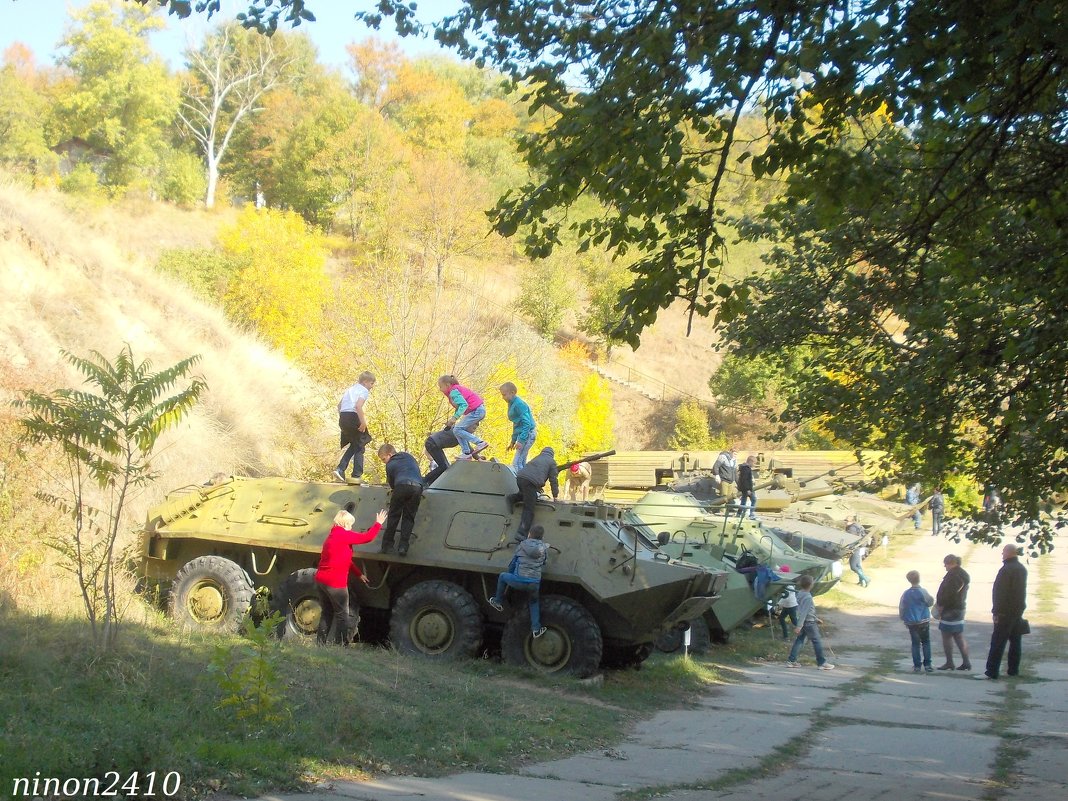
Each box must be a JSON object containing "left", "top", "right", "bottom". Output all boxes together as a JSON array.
[{"left": 178, "top": 23, "right": 293, "bottom": 208}]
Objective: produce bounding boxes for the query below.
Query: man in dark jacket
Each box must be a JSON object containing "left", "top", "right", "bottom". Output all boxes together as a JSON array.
[
  {"left": 978, "top": 544, "right": 1028, "bottom": 679},
  {"left": 378, "top": 444, "right": 424, "bottom": 556},
  {"left": 736, "top": 455, "right": 757, "bottom": 519},
  {"left": 507, "top": 447, "right": 559, "bottom": 542}
]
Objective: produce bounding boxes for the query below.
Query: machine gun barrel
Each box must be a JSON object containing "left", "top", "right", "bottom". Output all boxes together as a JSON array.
[{"left": 558, "top": 450, "right": 617, "bottom": 473}]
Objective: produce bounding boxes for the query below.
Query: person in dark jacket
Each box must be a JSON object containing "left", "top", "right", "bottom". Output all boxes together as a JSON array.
[
  {"left": 977, "top": 544, "right": 1028, "bottom": 679},
  {"left": 315, "top": 508, "right": 385, "bottom": 645},
  {"left": 935, "top": 553, "right": 972, "bottom": 670},
  {"left": 929, "top": 488, "right": 945, "bottom": 536},
  {"left": 506, "top": 447, "right": 559, "bottom": 542},
  {"left": 736, "top": 455, "right": 757, "bottom": 519},
  {"left": 488, "top": 524, "right": 550, "bottom": 638},
  {"left": 424, "top": 427, "right": 459, "bottom": 485},
  {"left": 378, "top": 444, "right": 425, "bottom": 556}
]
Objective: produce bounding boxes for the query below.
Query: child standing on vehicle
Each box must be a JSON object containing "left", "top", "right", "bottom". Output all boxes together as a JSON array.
[
  {"left": 499, "top": 381, "right": 536, "bottom": 472},
  {"left": 438, "top": 375, "right": 489, "bottom": 460},
  {"left": 786, "top": 574, "right": 834, "bottom": 670},
  {"left": 900, "top": 570, "right": 936, "bottom": 673},
  {"left": 488, "top": 524, "right": 549, "bottom": 638}
]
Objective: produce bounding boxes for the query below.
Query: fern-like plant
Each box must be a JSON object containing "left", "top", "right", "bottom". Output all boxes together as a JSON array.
[{"left": 16, "top": 345, "right": 205, "bottom": 650}]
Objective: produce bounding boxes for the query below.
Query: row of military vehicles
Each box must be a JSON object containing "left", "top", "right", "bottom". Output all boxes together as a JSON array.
[{"left": 141, "top": 454, "right": 920, "bottom": 678}]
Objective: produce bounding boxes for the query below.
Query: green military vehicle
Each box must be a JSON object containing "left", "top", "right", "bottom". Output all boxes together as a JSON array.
[
  {"left": 141, "top": 460, "right": 727, "bottom": 677},
  {"left": 628, "top": 492, "right": 837, "bottom": 651}
]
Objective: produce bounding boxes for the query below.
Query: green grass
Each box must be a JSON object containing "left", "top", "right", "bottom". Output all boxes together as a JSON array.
[{"left": 0, "top": 613, "right": 730, "bottom": 799}]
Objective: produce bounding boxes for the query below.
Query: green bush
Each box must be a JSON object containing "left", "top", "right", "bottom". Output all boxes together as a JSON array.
[
  {"left": 159, "top": 149, "right": 206, "bottom": 207},
  {"left": 156, "top": 247, "right": 233, "bottom": 299},
  {"left": 58, "top": 162, "right": 106, "bottom": 199}
]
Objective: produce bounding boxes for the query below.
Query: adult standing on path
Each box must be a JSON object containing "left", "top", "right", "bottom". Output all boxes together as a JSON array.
[
  {"left": 977, "top": 543, "right": 1028, "bottom": 680},
  {"left": 929, "top": 487, "right": 945, "bottom": 536},
  {"left": 334, "top": 371, "right": 375, "bottom": 483},
  {"left": 935, "top": 553, "right": 972, "bottom": 670}
]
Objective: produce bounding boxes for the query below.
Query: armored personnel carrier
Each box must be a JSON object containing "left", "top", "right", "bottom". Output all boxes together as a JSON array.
[{"left": 141, "top": 460, "right": 727, "bottom": 677}]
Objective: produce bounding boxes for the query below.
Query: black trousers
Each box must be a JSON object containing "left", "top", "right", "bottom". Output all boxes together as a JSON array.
[
  {"left": 507, "top": 478, "right": 541, "bottom": 538},
  {"left": 316, "top": 583, "right": 354, "bottom": 646},
  {"left": 382, "top": 482, "right": 423, "bottom": 553},
  {"left": 985, "top": 616, "right": 1023, "bottom": 678},
  {"left": 424, "top": 429, "right": 458, "bottom": 485}
]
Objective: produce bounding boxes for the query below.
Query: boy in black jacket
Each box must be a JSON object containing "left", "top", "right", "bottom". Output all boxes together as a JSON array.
[
  {"left": 378, "top": 444, "right": 424, "bottom": 556},
  {"left": 507, "top": 447, "right": 559, "bottom": 542}
]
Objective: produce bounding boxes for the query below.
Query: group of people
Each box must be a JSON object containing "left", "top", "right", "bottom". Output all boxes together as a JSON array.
[
  {"left": 316, "top": 371, "right": 559, "bottom": 646},
  {"left": 897, "top": 545, "right": 1028, "bottom": 678},
  {"left": 712, "top": 447, "right": 758, "bottom": 519},
  {"left": 334, "top": 373, "right": 542, "bottom": 485}
]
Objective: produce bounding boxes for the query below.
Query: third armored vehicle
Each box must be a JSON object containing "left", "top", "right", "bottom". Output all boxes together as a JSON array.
[{"left": 141, "top": 461, "right": 728, "bottom": 677}]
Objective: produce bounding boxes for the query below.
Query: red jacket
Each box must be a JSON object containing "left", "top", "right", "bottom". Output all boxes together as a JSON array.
[{"left": 315, "top": 523, "right": 381, "bottom": 588}]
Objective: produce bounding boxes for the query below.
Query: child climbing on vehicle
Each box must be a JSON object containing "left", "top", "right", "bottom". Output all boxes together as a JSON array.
[
  {"left": 438, "top": 375, "right": 489, "bottom": 460},
  {"left": 488, "top": 524, "right": 549, "bottom": 638}
]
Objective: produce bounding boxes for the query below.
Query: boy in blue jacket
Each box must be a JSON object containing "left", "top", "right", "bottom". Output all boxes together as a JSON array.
[{"left": 900, "top": 570, "right": 936, "bottom": 673}]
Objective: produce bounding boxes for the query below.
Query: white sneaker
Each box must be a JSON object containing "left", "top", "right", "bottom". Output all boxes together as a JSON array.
[
  {"left": 785, "top": 661, "right": 801, "bottom": 668},
  {"left": 332, "top": 469, "right": 344, "bottom": 482},
  {"left": 487, "top": 598, "right": 503, "bottom": 612},
  {"left": 818, "top": 663, "right": 835, "bottom": 670},
  {"left": 532, "top": 627, "right": 547, "bottom": 638}
]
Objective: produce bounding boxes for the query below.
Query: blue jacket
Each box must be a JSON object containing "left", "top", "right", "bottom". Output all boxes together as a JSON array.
[
  {"left": 507, "top": 395, "right": 536, "bottom": 444},
  {"left": 899, "top": 585, "right": 934, "bottom": 626}
]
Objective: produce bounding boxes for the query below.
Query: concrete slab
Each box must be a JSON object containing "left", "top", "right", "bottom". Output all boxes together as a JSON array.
[
  {"left": 1012, "top": 741, "right": 1068, "bottom": 785},
  {"left": 714, "top": 656, "right": 873, "bottom": 687},
  {"left": 522, "top": 710, "right": 809, "bottom": 787},
  {"left": 827, "top": 692, "right": 994, "bottom": 732},
  {"left": 697, "top": 682, "right": 838, "bottom": 715},
  {"left": 663, "top": 769, "right": 989, "bottom": 801},
  {"left": 314, "top": 774, "right": 619, "bottom": 801},
  {"left": 870, "top": 671, "right": 1006, "bottom": 703},
  {"left": 1001, "top": 779, "right": 1068, "bottom": 801},
  {"left": 1030, "top": 661, "right": 1068, "bottom": 682},
  {"left": 1008, "top": 704, "right": 1068, "bottom": 740},
  {"left": 802, "top": 724, "right": 999, "bottom": 783},
  {"left": 1023, "top": 681, "right": 1068, "bottom": 715}
]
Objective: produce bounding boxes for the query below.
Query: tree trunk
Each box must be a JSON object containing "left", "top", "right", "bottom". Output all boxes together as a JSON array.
[{"left": 205, "top": 158, "right": 219, "bottom": 209}]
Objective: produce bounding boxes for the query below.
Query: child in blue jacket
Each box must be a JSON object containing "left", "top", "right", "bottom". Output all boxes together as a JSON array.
[{"left": 900, "top": 570, "right": 936, "bottom": 673}]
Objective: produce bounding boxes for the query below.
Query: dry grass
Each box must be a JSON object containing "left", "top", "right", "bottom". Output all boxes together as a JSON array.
[{"left": 0, "top": 182, "right": 331, "bottom": 613}]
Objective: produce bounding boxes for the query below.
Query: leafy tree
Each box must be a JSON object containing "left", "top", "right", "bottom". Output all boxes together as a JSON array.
[
  {"left": 16, "top": 346, "right": 205, "bottom": 650},
  {"left": 56, "top": 0, "right": 179, "bottom": 188},
  {"left": 571, "top": 374, "right": 614, "bottom": 456},
  {"left": 668, "top": 400, "right": 713, "bottom": 451},
  {"left": 0, "top": 45, "right": 56, "bottom": 175},
  {"left": 347, "top": 35, "right": 402, "bottom": 109},
  {"left": 217, "top": 206, "right": 329, "bottom": 360},
  {"left": 178, "top": 22, "right": 296, "bottom": 208},
  {"left": 513, "top": 257, "right": 576, "bottom": 340},
  {"left": 158, "top": 147, "right": 208, "bottom": 206},
  {"left": 382, "top": 61, "right": 472, "bottom": 156},
  {"left": 576, "top": 251, "right": 631, "bottom": 356}
]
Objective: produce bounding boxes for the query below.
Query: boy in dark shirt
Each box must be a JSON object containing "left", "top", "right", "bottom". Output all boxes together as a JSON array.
[
  {"left": 506, "top": 447, "right": 559, "bottom": 542},
  {"left": 378, "top": 444, "right": 424, "bottom": 557}
]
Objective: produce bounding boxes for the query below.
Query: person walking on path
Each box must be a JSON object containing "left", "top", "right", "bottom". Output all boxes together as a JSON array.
[
  {"left": 930, "top": 487, "right": 945, "bottom": 536},
  {"left": 499, "top": 382, "right": 537, "bottom": 472},
  {"left": 315, "top": 508, "right": 386, "bottom": 645},
  {"left": 849, "top": 540, "right": 870, "bottom": 587},
  {"left": 899, "top": 570, "right": 936, "bottom": 673},
  {"left": 906, "top": 482, "right": 922, "bottom": 529},
  {"left": 935, "top": 553, "right": 972, "bottom": 671},
  {"left": 334, "top": 371, "right": 375, "bottom": 483},
  {"left": 488, "top": 524, "right": 550, "bottom": 638},
  {"left": 777, "top": 586, "right": 799, "bottom": 639},
  {"left": 978, "top": 543, "right": 1028, "bottom": 680},
  {"left": 377, "top": 444, "right": 424, "bottom": 557},
  {"left": 507, "top": 447, "right": 559, "bottom": 542},
  {"left": 438, "top": 375, "right": 490, "bottom": 460},
  {"left": 786, "top": 574, "right": 834, "bottom": 670},
  {"left": 737, "top": 454, "right": 757, "bottom": 519}
]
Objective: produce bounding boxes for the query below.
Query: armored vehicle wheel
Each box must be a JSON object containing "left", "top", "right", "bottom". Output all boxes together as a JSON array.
[
  {"left": 601, "top": 642, "right": 653, "bottom": 670},
  {"left": 390, "top": 580, "right": 483, "bottom": 659},
  {"left": 501, "top": 595, "right": 602, "bottom": 677},
  {"left": 272, "top": 568, "right": 363, "bottom": 642},
  {"left": 168, "top": 555, "right": 254, "bottom": 633},
  {"left": 654, "top": 615, "right": 711, "bottom": 655}
]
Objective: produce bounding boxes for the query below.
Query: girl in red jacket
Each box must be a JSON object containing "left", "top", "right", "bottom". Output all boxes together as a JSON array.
[{"left": 315, "top": 508, "right": 385, "bottom": 645}]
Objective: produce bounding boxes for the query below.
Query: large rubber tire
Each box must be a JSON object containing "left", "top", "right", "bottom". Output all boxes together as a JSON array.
[
  {"left": 601, "top": 642, "right": 654, "bottom": 671},
  {"left": 654, "top": 616, "right": 712, "bottom": 655},
  {"left": 271, "top": 568, "right": 362, "bottom": 643},
  {"left": 168, "top": 555, "right": 254, "bottom": 633},
  {"left": 390, "top": 580, "right": 483, "bottom": 659},
  {"left": 501, "top": 595, "right": 602, "bottom": 678}
]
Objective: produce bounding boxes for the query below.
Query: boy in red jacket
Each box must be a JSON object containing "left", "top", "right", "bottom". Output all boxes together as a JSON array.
[{"left": 315, "top": 508, "right": 385, "bottom": 645}]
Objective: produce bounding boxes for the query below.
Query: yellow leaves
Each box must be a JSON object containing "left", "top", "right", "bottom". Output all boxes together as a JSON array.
[
  {"left": 218, "top": 207, "right": 328, "bottom": 361},
  {"left": 471, "top": 98, "right": 518, "bottom": 139},
  {"left": 570, "top": 374, "right": 614, "bottom": 457},
  {"left": 383, "top": 63, "right": 473, "bottom": 156}
]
